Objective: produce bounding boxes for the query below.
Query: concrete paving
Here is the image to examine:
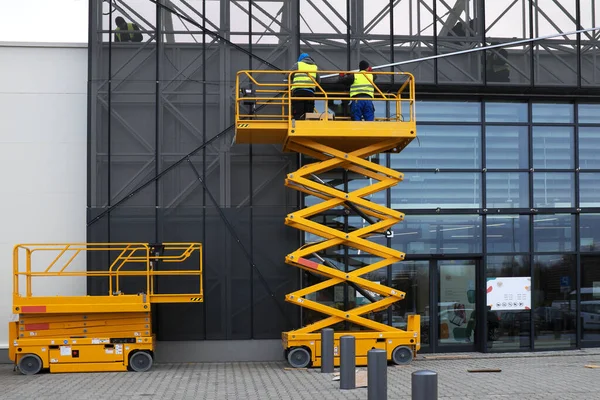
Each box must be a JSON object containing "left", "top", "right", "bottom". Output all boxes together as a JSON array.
[{"left": 1, "top": 350, "right": 600, "bottom": 399}]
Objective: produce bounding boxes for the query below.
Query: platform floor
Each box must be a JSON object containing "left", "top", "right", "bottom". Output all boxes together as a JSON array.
[{"left": 1, "top": 349, "right": 600, "bottom": 399}]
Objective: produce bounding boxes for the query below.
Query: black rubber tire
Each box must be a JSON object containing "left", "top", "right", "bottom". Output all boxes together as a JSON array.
[
  {"left": 287, "top": 347, "right": 311, "bottom": 368},
  {"left": 18, "top": 354, "right": 43, "bottom": 375},
  {"left": 129, "top": 351, "right": 153, "bottom": 372},
  {"left": 391, "top": 346, "right": 413, "bottom": 365}
]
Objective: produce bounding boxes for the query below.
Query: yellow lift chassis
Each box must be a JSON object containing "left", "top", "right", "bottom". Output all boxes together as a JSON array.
[
  {"left": 235, "top": 69, "right": 420, "bottom": 368},
  {"left": 9, "top": 242, "right": 203, "bottom": 375}
]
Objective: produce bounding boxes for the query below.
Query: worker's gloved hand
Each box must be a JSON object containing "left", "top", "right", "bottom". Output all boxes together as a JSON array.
[
  {"left": 339, "top": 73, "right": 345, "bottom": 77},
  {"left": 367, "top": 67, "right": 373, "bottom": 72}
]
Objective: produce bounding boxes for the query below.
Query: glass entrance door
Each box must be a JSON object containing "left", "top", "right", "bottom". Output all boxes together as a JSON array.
[{"left": 434, "top": 259, "right": 481, "bottom": 352}]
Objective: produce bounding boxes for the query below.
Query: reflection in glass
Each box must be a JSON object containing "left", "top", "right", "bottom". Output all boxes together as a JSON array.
[
  {"left": 580, "top": 256, "right": 600, "bottom": 341},
  {"left": 533, "top": 214, "right": 574, "bottom": 252},
  {"left": 485, "top": 102, "right": 528, "bottom": 123},
  {"left": 533, "top": 172, "right": 574, "bottom": 208},
  {"left": 415, "top": 101, "right": 481, "bottom": 122},
  {"left": 392, "top": 215, "right": 482, "bottom": 255},
  {"left": 580, "top": 173, "right": 600, "bottom": 208},
  {"left": 486, "top": 255, "right": 531, "bottom": 351},
  {"left": 579, "top": 104, "right": 600, "bottom": 124},
  {"left": 438, "top": 261, "right": 477, "bottom": 346},
  {"left": 580, "top": 214, "right": 600, "bottom": 252},
  {"left": 532, "top": 103, "right": 574, "bottom": 123},
  {"left": 486, "top": 215, "right": 530, "bottom": 253},
  {"left": 533, "top": 255, "right": 576, "bottom": 350},
  {"left": 388, "top": 261, "right": 430, "bottom": 348},
  {"left": 486, "top": 172, "right": 529, "bottom": 208},
  {"left": 391, "top": 172, "right": 481, "bottom": 210},
  {"left": 579, "top": 127, "right": 600, "bottom": 169},
  {"left": 392, "top": 125, "right": 481, "bottom": 170},
  {"left": 532, "top": 127, "right": 574, "bottom": 169},
  {"left": 485, "top": 126, "right": 529, "bottom": 169}
]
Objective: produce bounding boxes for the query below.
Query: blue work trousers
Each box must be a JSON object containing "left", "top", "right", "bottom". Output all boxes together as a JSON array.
[{"left": 350, "top": 99, "right": 375, "bottom": 121}]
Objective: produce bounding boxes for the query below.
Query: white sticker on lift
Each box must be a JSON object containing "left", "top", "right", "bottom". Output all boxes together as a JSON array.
[
  {"left": 105, "top": 349, "right": 114, "bottom": 355},
  {"left": 60, "top": 346, "right": 71, "bottom": 356},
  {"left": 115, "top": 344, "right": 123, "bottom": 355},
  {"left": 50, "top": 358, "right": 58, "bottom": 363}
]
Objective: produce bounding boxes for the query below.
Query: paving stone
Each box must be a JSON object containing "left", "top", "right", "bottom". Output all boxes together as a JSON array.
[{"left": 1, "top": 350, "right": 600, "bottom": 399}]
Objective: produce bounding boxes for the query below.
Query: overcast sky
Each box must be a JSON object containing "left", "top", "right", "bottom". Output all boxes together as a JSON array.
[{"left": 0, "top": 0, "right": 594, "bottom": 44}]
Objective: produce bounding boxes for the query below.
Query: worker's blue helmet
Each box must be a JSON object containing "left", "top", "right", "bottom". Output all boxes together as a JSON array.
[{"left": 298, "top": 53, "right": 310, "bottom": 62}]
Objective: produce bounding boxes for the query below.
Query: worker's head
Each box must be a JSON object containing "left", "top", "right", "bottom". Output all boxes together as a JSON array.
[
  {"left": 359, "top": 60, "right": 370, "bottom": 71},
  {"left": 115, "top": 17, "right": 126, "bottom": 28},
  {"left": 298, "top": 53, "right": 310, "bottom": 62}
]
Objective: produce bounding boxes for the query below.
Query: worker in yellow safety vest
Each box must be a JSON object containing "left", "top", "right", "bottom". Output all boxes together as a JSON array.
[
  {"left": 338, "top": 60, "right": 377, "bottom": 121},
  {"left": 115, "top": 17, "right": 143, "bottom": 43},
  {"left": 290, "top": 53, "right": 320, "bottom": 120}
]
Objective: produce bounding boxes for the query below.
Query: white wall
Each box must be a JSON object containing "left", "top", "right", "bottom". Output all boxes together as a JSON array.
[{"left": 0, "top": 43, "right": 88, "bottom": 348}]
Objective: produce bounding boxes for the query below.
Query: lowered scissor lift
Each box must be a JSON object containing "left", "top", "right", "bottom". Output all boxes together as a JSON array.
[
  {"left": 234, "top": 70, "right": 420, "bottom": 368},
  {"left": 9, "top": 242, "right": 203, "bottom": 374}
]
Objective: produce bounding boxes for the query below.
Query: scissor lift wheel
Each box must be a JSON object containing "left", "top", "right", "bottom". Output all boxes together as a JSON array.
[
  {"left": 18, "top": 354, "right": 43, "bottom": 375},
  {"left": 129, "top": 351, "right": 153, "bottom": 372},
  {"left": 287, "top": 347, "right": 311, "bottom": 369},
  {"left": 392, "top": 346, "right": 414, "bottom": 365}
]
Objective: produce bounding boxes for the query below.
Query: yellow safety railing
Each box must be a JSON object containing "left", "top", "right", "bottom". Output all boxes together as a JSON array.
[
  {"left": 235, "top": 70, "right": 416, "bottom": 124},
  {"left": 12, "top": 242, "right": 203, "bottom": 302}
]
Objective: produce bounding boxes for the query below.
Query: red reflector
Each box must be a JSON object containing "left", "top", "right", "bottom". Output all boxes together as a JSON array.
[
  {"left": 21, "top": 306, "right": 47, "bottom": 313},
  {"left": 24, "top": 323, "right": 49, "bottom": 331},
  {"left": 297, "top": 258, "right": 319, "bottom": 270}
]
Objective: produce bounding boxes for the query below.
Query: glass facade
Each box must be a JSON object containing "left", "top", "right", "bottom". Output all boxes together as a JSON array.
[{"left": 306, "top": 99, "right": 600, "bottom": 353}]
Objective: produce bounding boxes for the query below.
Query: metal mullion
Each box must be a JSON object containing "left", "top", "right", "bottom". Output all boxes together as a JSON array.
[
  {"left": 528, "top": 99, "right": 535, "bottom": 351},
  {"left": 202, "top": 0, "right": 207, "bottom": 339},
  {"left": 574, "top": 99, "right": 582, "bottom": 347},
  {"left": 249, "top": 0, "right": 255, "bottom": 340}
]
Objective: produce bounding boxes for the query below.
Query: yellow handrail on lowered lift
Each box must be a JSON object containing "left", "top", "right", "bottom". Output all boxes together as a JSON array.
[{"left": 234, "top": 70, "right": 420, "bottom": 368}]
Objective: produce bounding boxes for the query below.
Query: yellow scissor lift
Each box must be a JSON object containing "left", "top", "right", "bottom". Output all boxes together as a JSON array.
[
  {"left": 9, "top": 242, "right": 203, "bottom": 375},
  {"left": 234, "top": 69, "right": 420, "bottom": 368}
]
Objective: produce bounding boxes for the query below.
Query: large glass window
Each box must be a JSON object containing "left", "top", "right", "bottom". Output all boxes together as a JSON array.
[
  {"left": 532, "top": 127, "right": 574, "bottom": 169},
  {"left": 580, "top": 256, "right": 600, "bottom": 341},
  {"left": 533, "top": 255, "right": 577, "bottom": 350},
  {"left": 532, "top": 103, "right": 574, "bottom": 124},
  {"left": 486, "top": 172, "right": 529, "bottom": 208},
  {"left": 486, "top": 255, "right": 531, "bottom": 352},
  {"left": 485, "top": 102, "right": 528, "bottom": 123},
  {"left": 388, "top": 261, "right": 430, "bottom": 347},
  {"left": 580, "top": 173, "right": 600, "bottom": 208},
  {"left": 415, "top": 101, "right": 481, "bottom": 122},
  {"left": 580, "top": 214, "right": 600, "bottom": 252},
  {"left": 533, "top": 214, "right": 575, "bottom": 253},
  {"left": 485, "top": 126, "right": 529, "bottom": 169},
  {"left": 578, "top": 104, "right": 600, "bottom": 124},
  {"left": 391, "top": 172, "right": 481, "bottom": 210},
  {"left": 486, "top": 215, "right": 530, "bottom": 253},
  {"left": 579, "top": 127, "right": 600, "bottom": 169},
  {"left": 392, "top": 125, "right": 481, "bottom": 170},
  {"left": 392, "top": 215, "right": 482, "bottom": 254},
  {"left": 533, "top": 172, "right": 575, "bottom": 208}
]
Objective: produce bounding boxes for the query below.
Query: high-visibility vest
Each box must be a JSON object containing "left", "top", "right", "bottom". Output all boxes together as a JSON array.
[
  {"left": 350, "top": 72, "right": 374, "bottom": 98},
  {"left": 291, "top": 61, "right": 318, "bottom": 91},
  {"left": 116, "top": 23, "right": 136, "bottom": 42}
]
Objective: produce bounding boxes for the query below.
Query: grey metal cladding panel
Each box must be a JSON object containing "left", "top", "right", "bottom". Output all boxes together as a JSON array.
[
  {"left": 252, "top": 206, "right": 300, "bottom": 338},
  {"left": 250, "top": 155, "right": 297, "bottom": 208},
  {"left": 160, "top": 161, "right": 206, "bottom": 208},
  {"left": 86, "top": 208, "right": 110, "bottom": 296},
  {"left": 162, "top": 104, "right": 206, "bottom": 153},
  {"left": 203, "top": 207, "right": 253, "bottom": 339},
  {"left": 535, "top": 50, "right": 578, "bottom": 86},
  {"left": 101, "top": 47, "right": 157, "bottom": 82}
]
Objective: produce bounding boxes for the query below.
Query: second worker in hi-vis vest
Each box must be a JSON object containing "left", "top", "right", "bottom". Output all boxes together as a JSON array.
[{"left": 338, "top": 60, "right": 377, "bottom": 121}]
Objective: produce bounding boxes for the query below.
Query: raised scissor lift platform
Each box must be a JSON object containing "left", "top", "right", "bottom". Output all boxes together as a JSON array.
[
  {"left": 9, "top": 242, "right": 203, "bottom": 374},
  {"left": 235, "top": 70, "right": 420, "bottom": 368}
]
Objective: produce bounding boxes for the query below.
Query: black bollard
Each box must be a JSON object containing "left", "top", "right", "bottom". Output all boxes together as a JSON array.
[
  {"left": 321, "top": 328, "right": 334, "bottom": 373},
  {"left": 411, "top": 370, "right": 438, "bottom": 400},
  {"left": 367, "top": 349, "right": 387, "bottom": 400},
  {"left": 339, "top": 335, "right": 356, "bottom": 390}
]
